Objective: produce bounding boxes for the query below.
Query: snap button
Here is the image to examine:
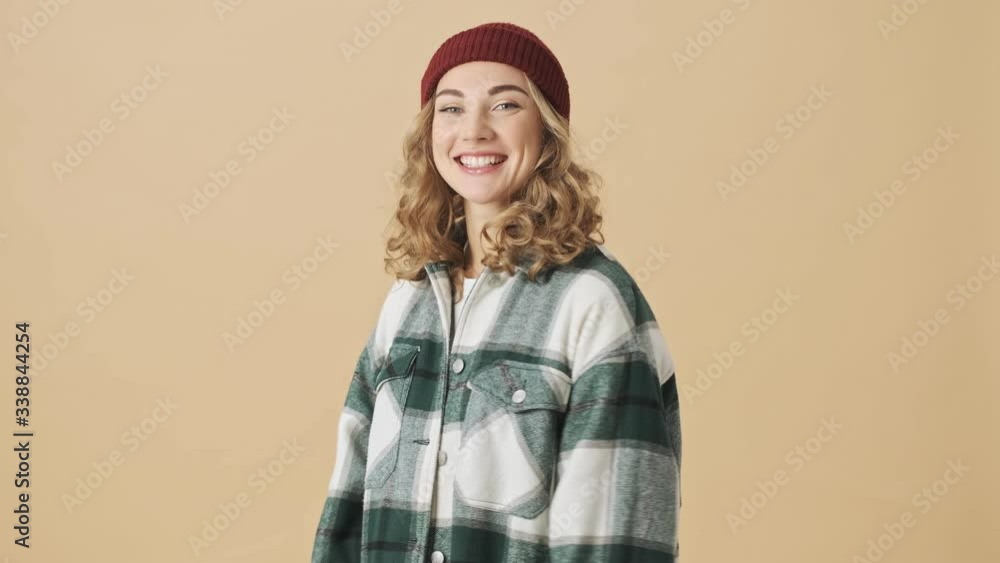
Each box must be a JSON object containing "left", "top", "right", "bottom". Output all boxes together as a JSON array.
[
  {"left": 437, "top": 450, "right": 448, "bottom": 466},
  {"left": 430, "top": 550, "right": 445, "bottom": 563},
  {"left": 511, "top": 389, "right": 526, "bottom": 404},
  {"left": 452, "top": 358, "right": 464, "bottom": 373}
]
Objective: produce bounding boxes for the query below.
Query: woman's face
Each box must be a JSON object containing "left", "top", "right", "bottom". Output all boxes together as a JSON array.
[{"left": 431, "top": 61, "right": 544, "bottom": 212}]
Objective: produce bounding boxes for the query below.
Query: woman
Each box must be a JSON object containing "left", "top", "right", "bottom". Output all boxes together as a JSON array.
[{"left": 312, "top": 22, "right": 682, "bottom": 563}]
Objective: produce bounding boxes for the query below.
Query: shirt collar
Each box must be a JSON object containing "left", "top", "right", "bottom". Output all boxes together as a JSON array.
[{"left": 423, "top": 246, "right": 533, "bottom": 277}]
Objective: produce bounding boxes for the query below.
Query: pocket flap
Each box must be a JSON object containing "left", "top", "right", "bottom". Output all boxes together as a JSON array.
[
  {"left": 373, "top": 343, "right": 420, "bottom": 393},
  {"left": 467, "top": 362, "right": 569, "bottom": 412}
]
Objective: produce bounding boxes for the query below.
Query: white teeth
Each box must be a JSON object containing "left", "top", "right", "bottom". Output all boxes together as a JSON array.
[{"left": 459, "top": 155, "right": 505, "bottom": 168}]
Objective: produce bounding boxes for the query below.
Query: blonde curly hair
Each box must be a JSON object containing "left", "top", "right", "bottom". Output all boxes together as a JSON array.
[{"left": 384, "top": 72, "right": 606, "bottom": 301}]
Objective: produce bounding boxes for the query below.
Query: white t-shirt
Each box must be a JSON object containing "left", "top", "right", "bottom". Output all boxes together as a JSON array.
[{"left": 451, "top": 276, "right": 478, "bottom": 339}]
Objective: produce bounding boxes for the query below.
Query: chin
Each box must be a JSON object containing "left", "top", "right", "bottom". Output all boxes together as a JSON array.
[
  {"left": 448, "top": 180, "right": 508, "bottom": 201},
  {"left": 461, "top": 194, "right": 504, "bottom": 206}
]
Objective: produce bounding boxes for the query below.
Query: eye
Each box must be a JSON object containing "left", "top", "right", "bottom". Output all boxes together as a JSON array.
[{"left": 436, "top": 102, "right": 520, "bottom": 114}]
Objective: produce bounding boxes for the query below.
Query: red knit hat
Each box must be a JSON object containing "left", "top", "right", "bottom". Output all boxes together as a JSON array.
[{"left": 420, "top": 22, "right": 570, "bottom": 122}]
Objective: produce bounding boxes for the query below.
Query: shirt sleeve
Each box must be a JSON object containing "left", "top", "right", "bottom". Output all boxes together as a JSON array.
[
  {"left": 311, "top": 328, "right": 380, "bottom": 563},
  {"left": 548, "top": 290, "right": 682, "bottom": 561}
]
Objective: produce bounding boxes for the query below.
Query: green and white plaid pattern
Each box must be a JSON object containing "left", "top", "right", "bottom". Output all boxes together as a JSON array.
[{"left": 312, "top": 244, "right": 682, "bottom": 562}]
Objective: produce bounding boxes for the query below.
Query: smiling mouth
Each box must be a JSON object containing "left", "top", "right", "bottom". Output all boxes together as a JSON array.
[{"left": 454, "top": 154, "right": 508, "bottom": 169}]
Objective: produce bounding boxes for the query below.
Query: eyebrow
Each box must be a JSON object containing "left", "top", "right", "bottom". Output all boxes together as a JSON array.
[{"left": 434, "top": 84, "right": 529, "bottom": 101}]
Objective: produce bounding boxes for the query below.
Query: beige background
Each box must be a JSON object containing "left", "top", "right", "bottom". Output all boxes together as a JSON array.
[{"left": 1, "top": 0, "right": 996, "bottom": 561}]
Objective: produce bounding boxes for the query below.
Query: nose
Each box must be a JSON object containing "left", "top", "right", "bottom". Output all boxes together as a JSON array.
[{"left": 459, "top": 107, "right": 494, "bottom": 142}]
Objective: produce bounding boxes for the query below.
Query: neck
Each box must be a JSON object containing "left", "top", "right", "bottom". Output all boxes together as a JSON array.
[
  {"left": 462, "top": 240, "right": 482, "bottom": 278},
  {"left": 462, "top": 206, "right": 497, "bottom": 278}
]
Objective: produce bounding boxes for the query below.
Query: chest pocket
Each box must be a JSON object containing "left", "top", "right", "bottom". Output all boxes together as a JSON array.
[
  {"left": 364, "top": 343, "right": 420, "bottom": 490},
  {"left": 456, "top": 361, "right": 571, "bottom": 519}
]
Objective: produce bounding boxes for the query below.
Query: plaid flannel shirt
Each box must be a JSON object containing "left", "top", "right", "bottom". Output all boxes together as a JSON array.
[{"left": 312, "top": 244, "right": 682, "bottom": 563}]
